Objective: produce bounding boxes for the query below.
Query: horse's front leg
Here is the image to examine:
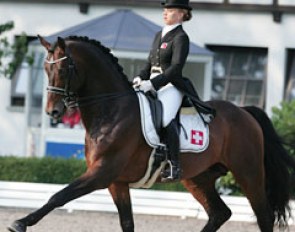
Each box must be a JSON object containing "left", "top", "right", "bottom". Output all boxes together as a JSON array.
[
  {"left": 108, "top": 182, "right": 134, "bottom": 232},
  {"left": 8, "top": 167, "right": 114, "bottom": 232}
]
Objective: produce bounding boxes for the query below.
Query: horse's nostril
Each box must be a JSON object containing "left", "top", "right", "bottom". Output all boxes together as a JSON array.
[{"left": 51, "top": 110, "right": 60, "bottom": 119}]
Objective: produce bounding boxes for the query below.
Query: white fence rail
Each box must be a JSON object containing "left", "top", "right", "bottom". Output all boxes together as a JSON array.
[{"left": 0, "top": 181, "right": 294, "bottom": 224}]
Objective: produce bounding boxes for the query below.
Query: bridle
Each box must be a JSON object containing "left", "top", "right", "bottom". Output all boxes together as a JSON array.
[
  {"left": 45, "top": 49, "right": 77, "bottom": 108},
  {"left": 45, "top": 45, "right": 135, "bottom": 109}
]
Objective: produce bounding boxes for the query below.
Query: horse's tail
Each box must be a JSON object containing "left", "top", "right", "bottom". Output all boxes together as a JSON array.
[{"left": 243, "top": 106, "right": 294, "bottom": 225}]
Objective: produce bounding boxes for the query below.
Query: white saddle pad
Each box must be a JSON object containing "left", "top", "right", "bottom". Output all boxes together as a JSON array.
[{"left": 137, "top": 91, "right": 209, "bottom": 153}]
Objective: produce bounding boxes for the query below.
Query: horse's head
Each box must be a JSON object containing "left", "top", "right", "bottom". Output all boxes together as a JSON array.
[
  {"left": 38, "top": 35, "right": 78, "bottom": 119},
  {"left": 39, "top": 35, "right": 134, "bottom": 125}
]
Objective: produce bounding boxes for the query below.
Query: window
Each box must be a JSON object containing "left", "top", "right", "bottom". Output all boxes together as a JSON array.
[
  {"left": 10, "top": 53, "right": 44, "bottom": 108},
  {"left": 207, "top": 45, "right": 267, "bottom": 107},
  {"left": 285, "top": 49, "right": 295, "bottom": 101},
  {"left": 117, "top": 58, "right": 146, "bottom": 81},
  {"left": 10, "top": 35, "right": 43, "bottom": 107}
]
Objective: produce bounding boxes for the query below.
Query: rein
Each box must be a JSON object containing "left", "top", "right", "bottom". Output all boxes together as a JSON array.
[
  {"left": 77, "top": 91, "right": 135, "bottom": 108},
  {"left": 45, "top": 51, "right": 134, "bottom": 109}
]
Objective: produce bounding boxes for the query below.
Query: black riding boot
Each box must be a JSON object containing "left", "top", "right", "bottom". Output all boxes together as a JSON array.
[{"left": 161, "top": 119, "right": 181, "bottom": 182}]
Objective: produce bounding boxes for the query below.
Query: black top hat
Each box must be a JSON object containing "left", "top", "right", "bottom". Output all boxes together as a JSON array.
[{"left": 161, "top": 0, "right": 192, "bottom": 11}]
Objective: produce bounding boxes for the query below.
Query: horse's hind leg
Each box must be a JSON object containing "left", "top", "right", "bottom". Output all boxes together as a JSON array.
[
  {"left": 182, "top": 166, "right": 232, "bottom": 232},
  {"left": 8, "top": 168, "right": 113, "bottom": 232},
  {"left": 108, "top": 182, "right": 134, "bottom": 232},
  {"left": 230, "top": 165, "right": 274, "bottom": 232}
]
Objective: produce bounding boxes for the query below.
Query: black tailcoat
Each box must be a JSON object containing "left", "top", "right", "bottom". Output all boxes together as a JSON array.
[
  {"left": 139, "top": 25, "right": 189, "bottom": 90},
  {"left": 139, "top": 25, "right": 216, "bottom": 116}
]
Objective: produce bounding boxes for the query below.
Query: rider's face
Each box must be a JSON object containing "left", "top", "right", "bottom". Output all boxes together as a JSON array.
[{"left": 163, "top": 8, "right": 184, "bottom": 25}]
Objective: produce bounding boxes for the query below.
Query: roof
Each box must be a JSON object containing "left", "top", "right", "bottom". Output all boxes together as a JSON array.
[{"left": 34, "top": 9, "right": 212, "bottom": 56}]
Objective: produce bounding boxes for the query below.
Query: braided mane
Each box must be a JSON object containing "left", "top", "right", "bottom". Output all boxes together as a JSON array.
[{"left": 65, "top": 36, "right": 130, "bottom": 83}]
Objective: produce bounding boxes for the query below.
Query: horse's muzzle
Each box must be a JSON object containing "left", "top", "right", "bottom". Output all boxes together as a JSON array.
[
  {"left": 46, "top": 99, "right": 65, "bottom": 120},
  {"left": 47, "top": 109, "right": 63, "bottom": 119}
]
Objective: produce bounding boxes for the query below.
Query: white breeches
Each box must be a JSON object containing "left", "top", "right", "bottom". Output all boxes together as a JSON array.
[
  {"left": 150, "top": 73, "right": 183, "bottom": 127},
  {"left": 157, "top": 84, "right": 183, "bottom": 127}
]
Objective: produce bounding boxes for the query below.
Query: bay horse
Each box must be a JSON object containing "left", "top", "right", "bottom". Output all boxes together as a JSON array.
[{"left": 8, "top": 35, "right": 295, "bottom": 232}]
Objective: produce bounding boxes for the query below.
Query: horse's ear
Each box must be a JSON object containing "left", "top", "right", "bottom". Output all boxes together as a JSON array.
[
  {"left": 57, "top": 37, "right": 66, "bottom": 51},
  {"left": 38, "top": 34, "right": 51, "bottom": 51}
]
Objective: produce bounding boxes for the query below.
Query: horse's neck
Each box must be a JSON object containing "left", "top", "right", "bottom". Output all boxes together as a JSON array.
[
  {"left": 79, "top": 66, "right": 127, "bottom": 95},
  {"left": 77, "top": 68, "right": 135, "bottom": 136},
  {"left": 80, "top": 94, "right": 137, "bottom": 138},
  {"left": 73, "top": 42, "right": 135, "bottom": 135},
  {"left": 77, "top": 49, "right": 131, "bottom": 96}
]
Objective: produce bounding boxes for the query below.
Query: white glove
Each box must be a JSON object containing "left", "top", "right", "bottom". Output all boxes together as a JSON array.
[
  {"left": 139, "top": 80, "right": 155, "bottom": 93},
  {"left": 133, "top": 76, "right": 142, "bottom": 88}
]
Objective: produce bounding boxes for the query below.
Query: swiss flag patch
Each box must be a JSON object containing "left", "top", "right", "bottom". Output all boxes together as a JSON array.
[{"left": 191, "top": 130, "right": 204, "bottom": 146}]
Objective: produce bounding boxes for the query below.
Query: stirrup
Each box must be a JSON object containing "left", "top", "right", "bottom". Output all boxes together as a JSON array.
[{"left": 161, "top": 160, "right": 181, "bottom": 182}]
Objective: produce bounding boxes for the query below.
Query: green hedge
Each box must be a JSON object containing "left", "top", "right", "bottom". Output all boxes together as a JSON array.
[
  {"left": 0, "top": 156, "right": 86, "bottom": 184},
  {"left": 0, "top": 156, "right": 187, "bottom": 192},
  {"left": 0, "top": 156, "right": 185, "bottom": 191}
]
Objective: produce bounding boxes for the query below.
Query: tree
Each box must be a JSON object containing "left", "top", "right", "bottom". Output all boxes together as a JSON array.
[
  {"left": 0, "top": 21, "right": 32, "bottom": 78},
  {"left": 272, "top": 100, "right": 295, "bottom": 156}
]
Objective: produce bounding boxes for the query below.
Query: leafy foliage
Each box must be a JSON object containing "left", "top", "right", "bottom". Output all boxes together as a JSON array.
[
  {"left": 0, "top": 156, "right": 187, "bottom": 191},
  {"left": 272, "top": 100, "right": 295, "bottom": 156},
  {"left": 0, "top": 156, "right": 86, "bottom": 184},
  {"left": 151, "top": 182, "right": 187, "bottom": 192},
  {"left": 0, "top": 21, "right": 33, "bottom": 78},
  {"left": 216, "top": 172, "right": 242, "bottom": 196},
  {"left": 0, "top": 21, "right": 14, "bottom": 34}
]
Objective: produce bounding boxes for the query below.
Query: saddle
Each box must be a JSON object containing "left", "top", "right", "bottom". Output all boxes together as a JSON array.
[
  {"left": 145, "top": 92, "right": 162, "bottom": 135},
  {"left": 130, "top": 91, "right": 210, "bottom": 189}
]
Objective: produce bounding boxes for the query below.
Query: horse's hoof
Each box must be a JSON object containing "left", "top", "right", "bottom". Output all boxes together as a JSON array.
[{"left": 7, "top": 220, "right": 27, "bottom": 232}]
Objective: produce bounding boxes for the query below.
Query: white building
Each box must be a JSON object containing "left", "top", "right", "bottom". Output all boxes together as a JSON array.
[{"left": 0, "top": 0, "right": 295, "bottom": 156}]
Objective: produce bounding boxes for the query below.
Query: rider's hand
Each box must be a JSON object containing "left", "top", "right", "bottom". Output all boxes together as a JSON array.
[
  {"left": 139, "top": 80, "right": 155, "bottom": 93},
  {"left": 133, "top": 76, "right": 142, "bottom": 88}
]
